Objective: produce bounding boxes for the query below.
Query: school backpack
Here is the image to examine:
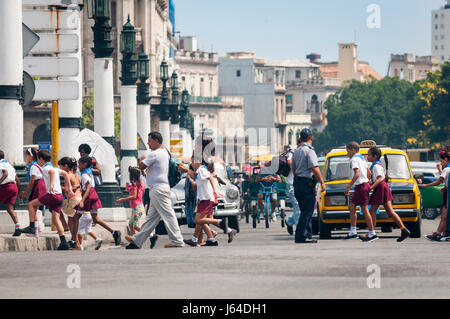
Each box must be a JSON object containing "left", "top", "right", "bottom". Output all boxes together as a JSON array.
[
  {"left": 275, "top": 152, "right": 291, "bottom": 177},
  {"left": 166, "top": 149, "right": 182, "bottom": 188}
]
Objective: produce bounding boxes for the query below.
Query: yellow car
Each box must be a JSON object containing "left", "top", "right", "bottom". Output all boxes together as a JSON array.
[{"left": 319, "top": 141, "right": 421, "bottom": 239}]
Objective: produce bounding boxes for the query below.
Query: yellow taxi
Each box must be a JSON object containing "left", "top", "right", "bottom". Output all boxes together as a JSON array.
[{"left": 319, "top": 140, "right": 421, "bottom": 239}]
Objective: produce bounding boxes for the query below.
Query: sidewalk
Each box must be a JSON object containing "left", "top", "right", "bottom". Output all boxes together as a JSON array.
[{"left": 0, "top": 222, "right": 129, "bottom": 252}]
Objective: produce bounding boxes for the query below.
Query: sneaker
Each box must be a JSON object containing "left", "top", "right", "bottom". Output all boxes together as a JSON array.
[
  {"left": 95, "top": 238, "right": 103, "bottom": 250},
  {"left": 26, "top": 225, "right": 40, "bottom": 238},
  {"left": 271, "top": 213, "right": 277, "bottom": 222},
  {"left": 57, "top": 242, "right": 70, "bottom": 250},
  {"left": 361, "top": 235, "right": 379, "bottom": 242},
  {"left": 204, "top": 240, "right": 218, "bottom": 246},
  {"left": 125, "top": 243, "right": 140, "bottom": 249},
  {"left": 424, "top": 232, "right": 441, "bottom": 242},
  {"left": 12, "top": 228, "right": 22, "bottom": 237},
  {"left": 343, "top": 233, "right": 358, "bottom": 240},
  {"left": 228, "top": 229, "right": 237, "bottom": 243},
  {"left": 397, "top": 228, "right": 411, "bottom": 242},
  {"left": 440, "top": 235, "right": 450, "bottom": 242},
  {"left": 286, "top": 223, "right": 294, "bottom": 235},
  {"left": 20, "top": 226, "right": 35, "bottom": 235},
  {"left": 113, "top": 230, "right": 121, "bottom": 246},
  {"left": 68, "top": 240, "right": 77, "bottom": 249},
  {"left": 150, "top": 235, "right": 159, "bottom": 249},
  {"left": 183, "top": 239, "right": 199, "bottom": 247}
]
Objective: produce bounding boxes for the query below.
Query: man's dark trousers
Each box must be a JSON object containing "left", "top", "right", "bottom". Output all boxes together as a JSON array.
[{"left": 293, "top": 177, "right": 316, "bottom": 242}]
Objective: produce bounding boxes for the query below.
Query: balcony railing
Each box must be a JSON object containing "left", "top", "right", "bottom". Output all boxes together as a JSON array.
[{"left": 188, "top": 96, "right": 243, "bottom": 105}]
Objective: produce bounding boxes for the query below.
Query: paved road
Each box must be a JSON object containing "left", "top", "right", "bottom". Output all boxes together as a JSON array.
[{"left": 0, "top": 214, "right": 449, "bottom": 299}]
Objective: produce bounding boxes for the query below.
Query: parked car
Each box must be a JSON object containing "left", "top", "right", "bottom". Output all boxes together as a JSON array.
[
  {"left": 319, "top": 141, "right": 422, "bottom": 239},
  {"left": 410, "top": 161, "right": 444, "bottom": 220}
]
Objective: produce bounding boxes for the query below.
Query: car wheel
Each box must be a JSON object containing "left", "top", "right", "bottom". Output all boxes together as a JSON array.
[
  {"left": 228, "top": 215, "right": 240, "bottom": 233},
  {"left": 381, "top": 225, "right": 392, "bottom": 233},
  {"left": 422, "top": 208, "right": 439, "bottom": 220},
  {"left": 319, "top": 218, "right": 332, "bottom": 239},
  {"left": 405, "top": 214, "right": 421, "bottom": 238}
]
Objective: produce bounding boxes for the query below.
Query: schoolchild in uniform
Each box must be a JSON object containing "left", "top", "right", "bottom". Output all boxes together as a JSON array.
[
  {"left": 366, "top": 146, "right": 411, "bottom": 242},
  {"left": 0, "top": 150, "right": 22, "bottom": 236},
  {"left": 344, "top": 142, "right": 377, "bottom": 242},
  {"left": 19, "top": 150, "right": 72, "bottom": 250}
]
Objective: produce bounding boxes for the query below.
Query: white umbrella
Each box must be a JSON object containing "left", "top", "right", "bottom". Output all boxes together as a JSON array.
[{"left": 72, "top": 128, "right": 118, "bottom": 166}]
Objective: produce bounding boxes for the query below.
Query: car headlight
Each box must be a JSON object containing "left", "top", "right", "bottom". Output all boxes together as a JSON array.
[
  {"left": 226, "top": 187, "right": 239, "bottom": 201},
  {"left": 393, "top": 193, "right": 415, "bottom": 205},
  {"left": 325, "top": 195, "right": 346, "bottom": 206}
]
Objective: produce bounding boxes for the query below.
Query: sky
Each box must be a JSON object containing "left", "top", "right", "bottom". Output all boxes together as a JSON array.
[{"left": 175, "top": 0, "right": 446, "bottom": 77}]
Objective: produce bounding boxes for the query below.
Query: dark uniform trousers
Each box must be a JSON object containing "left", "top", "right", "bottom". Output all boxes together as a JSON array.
[{"left": 293, "top": 177, "right": 316, "bottom": 241}]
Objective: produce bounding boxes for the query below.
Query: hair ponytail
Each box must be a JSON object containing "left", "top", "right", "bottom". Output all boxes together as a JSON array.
[{"left": 384, "top": 154, "right": 389, "bottom": 183}]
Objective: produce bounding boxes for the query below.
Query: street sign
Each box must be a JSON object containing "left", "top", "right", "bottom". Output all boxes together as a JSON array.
[
  {"left": 30, "top": 33, "right": 78, "bottom": 54},
  {"left": 24, "top": 57, "right": 79, "bottom": 77},
  {"left": 34, "top": 80, "right": 79, "bottom": 101},
  {"left": 22, "top": 23, "right": 40, "bottom": 57},
  {"left": 23, "top": 0, "right": 80, "bottom": 5},
  {"left": 23, "top": 10, "right": 78, "bottom": 31},
  {"left": 38, "top": 142, "right": 51, "bottom": 151},
  {"left": 23, "top": 71, "right": 36, "bottom": 106}
]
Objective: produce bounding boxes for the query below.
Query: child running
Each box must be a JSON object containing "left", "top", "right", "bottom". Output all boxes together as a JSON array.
[
  {"left": 344, "top": 142, "right": 377, "bottom": 242},
  {"left": 18, "top": 148, "right": 47, "bottom": 237},
  {"left": 76, "top": 156, "right": 103, "bottom": 250},
  {"left": 18, "top": 150, "right": 72, "bottom": 250},
  {"left": 0, "top": 150, "right": 22, "bottom": 236},
  {"left": 59, "top": 157, "right": 83, "bottom": 249},
  {"left": 421, "top": 151, "right": 450, "bottom": 241},
  {"left": 183, "top": 160, "right": 237, "bottom": 247},
  {"left": 116, "top": 166, "right": 146, "bottom": 236},
  {"left": 366, "top": 146, "right": 411, "bottom": 242}
]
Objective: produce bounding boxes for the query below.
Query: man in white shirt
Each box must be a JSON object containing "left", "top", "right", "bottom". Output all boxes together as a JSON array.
[
  {"left": 125, "top": 132, "right": 185, "bottom": 249},
  {"left": 0, "top": 150, "right": 22, "bottom": 236}
]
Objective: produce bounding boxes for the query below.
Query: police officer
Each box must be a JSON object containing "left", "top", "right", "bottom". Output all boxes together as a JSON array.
[{"left": 291, "top": 128, "right": 325, "bottom": 243}]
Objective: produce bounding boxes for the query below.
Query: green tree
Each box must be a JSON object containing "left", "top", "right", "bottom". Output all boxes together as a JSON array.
[{"left": 314, "top": 77, "right": 419, "bottom": 154}]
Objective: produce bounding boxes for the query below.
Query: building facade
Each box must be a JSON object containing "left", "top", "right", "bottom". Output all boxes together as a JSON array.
[
  {"left": 388, "top": 54, "right": 439, "bottom": 82},
  {"left": 432, "top": 1, "right": 450, "bottom": 63}
]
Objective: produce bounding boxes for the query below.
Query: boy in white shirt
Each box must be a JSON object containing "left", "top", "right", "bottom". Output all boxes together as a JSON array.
[
  {"left": 0, "top": 150, "right": 22, "bottom": 236},
  {"left": 344, "top": 142, "right": 377, "bottom": 242},
  {"left": 19, "top": 150, "right": 73, "bottom": 250}
]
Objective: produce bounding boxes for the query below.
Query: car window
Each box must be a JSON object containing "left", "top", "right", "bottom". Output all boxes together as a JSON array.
[
  {"left": 214, "top": 162, "right": 228, "bottom": 180},
  {"left": 382, "top": 154, "right": 411, "bottom": 180}
]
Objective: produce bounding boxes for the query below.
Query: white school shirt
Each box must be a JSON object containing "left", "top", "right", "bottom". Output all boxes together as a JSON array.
[
  {"left": 0, "top": 160, "right": 16, "bottom": 185},
  {"left": 81, "top": 172, "right": 95, "bottom": 191},
  {"left": 286, "top": 152, "right": 294, "bottom": 185},
  {"left": 196, "top": 166, "right": 215, "bottom": 202},
  {"left": 42, "top": 163, "right": 62, "bottom": 194},
  {"left": 440, "top": 166, "right": 450, "bottom": 186},
  {"left": 350, "top": 154, "right": 369, "bottom": 185},
  {"left": 371, "top": 162, "right": 385, "bottom": 183},
  {"left": 29, "top": 163, "right": 43, "bottom": 180}
]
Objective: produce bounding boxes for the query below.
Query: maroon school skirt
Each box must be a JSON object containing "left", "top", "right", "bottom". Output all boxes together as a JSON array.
[
  {"left": 28, "top": 178, "right": 46, "bottom": 201},
  {"left": 0, "top": 183, "right": 18, "bottom": 205},
  {"left": 77, "top": 188, "right": 103, "bottom": 212},
  {"left": 39, "top": 193, "right": 63, "bottom": 213},
  {"left": 197, "top": 200, "right": 214, "bottom": 215},
  {"left": 351, "top": 182, "right": 370, "bottom": 206},
  {"left": 369, "top": 180, "right": 393, "bottom": 206}
]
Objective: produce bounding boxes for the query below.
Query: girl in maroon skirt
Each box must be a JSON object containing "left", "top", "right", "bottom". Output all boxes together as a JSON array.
[
  {"left": 19, "top": 148, "right": 46, "bottom": 237},
  {"left": 367, "top": 147, "right": 410, "bottom": 242},
  {"left": 77, "top": 156, "right": 103, "bottom": 214}
]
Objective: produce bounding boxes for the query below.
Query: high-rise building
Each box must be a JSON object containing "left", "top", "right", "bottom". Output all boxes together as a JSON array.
[{"left": 432, "top": 0, "right": 450, "bottom": 63}]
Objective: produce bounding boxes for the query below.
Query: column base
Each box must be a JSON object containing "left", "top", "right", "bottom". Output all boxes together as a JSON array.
[
  {"left": 0, "top": 210, "right": 44, "bottom": 234},
  {"left": 96, "top": 207, "right": 128, "bottom": 222},
  {"left": 95, "top": 182, "right": 126, "bottom": 208}
]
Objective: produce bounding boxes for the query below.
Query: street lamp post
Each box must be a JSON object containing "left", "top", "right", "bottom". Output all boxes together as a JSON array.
[
  {"left": 159, "top": 60, "right": 171, "bottom": 148},
  {"left": 179, "top": 89, "right": 194, "bottom": 157},
  {"left": 88, "top": 0, "right": 125, "bottom": 213},
  {"left": 170, "top": 72, "right": 180, "bottom": 132},
  {"left": 137, "top": 51, "right": 150, "bottom": 158},
  {"left": 119, "top": 16, "right": 138, "bottom": 187}
]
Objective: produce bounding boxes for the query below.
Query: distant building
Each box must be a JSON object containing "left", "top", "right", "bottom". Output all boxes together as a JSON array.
[
  {"left": 432, "top": 0, "right": 450, "bottom": 63},
  {"left": 388, "top": 54, "right": 439, "bottom": 82}
]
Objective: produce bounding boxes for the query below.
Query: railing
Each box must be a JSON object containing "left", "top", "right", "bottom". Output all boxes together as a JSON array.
[{"left": 188, "top": 96, "right": 243, "bottom": 105}]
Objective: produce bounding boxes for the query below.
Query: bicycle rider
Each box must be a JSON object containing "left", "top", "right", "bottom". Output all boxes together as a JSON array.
[{"left": 256, "top": 161, "right": 282, "bottom": 221}]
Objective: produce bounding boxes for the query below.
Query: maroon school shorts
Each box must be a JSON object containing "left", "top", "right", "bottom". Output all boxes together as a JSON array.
[
  {"left": 39, "top": 193, "right": 63, "bottom": 213},
  {"left": 0, "top": 183, "right": 18, "bottom": 205},
  {"left": 197, "top": 200, "right": 214, "bottom": 215},
  {"left": 369, "top": 180, "right": 393, "bottom": 206},
  {"left": 28, "top": 179, "right": 46, "bottom": 202},
  {"left": 351, "top": 182, "right": 370, "bottom": 207}
]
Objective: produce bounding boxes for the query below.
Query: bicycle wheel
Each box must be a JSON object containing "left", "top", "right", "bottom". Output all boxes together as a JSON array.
[
  {"left": 265, "top": 200, "right": 270, "bottom": 229},
  {"left": 245, "top": 201, "right": 250, "bottom": 224},
  {"left": 252, "top": 205, "right": 257, "bottom": 229}
]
